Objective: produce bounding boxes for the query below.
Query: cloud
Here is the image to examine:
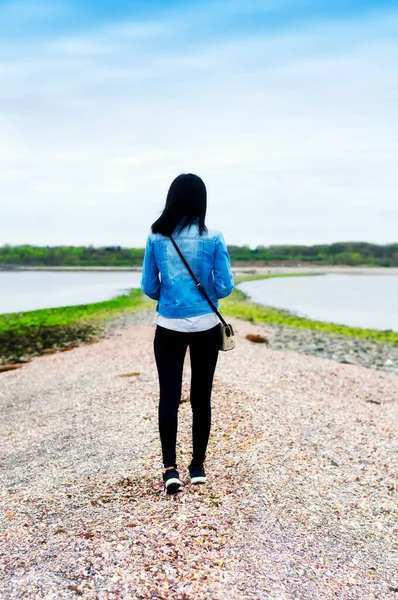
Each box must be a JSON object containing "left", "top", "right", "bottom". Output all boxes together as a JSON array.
[{"left": 0, "top": 1, "right": 397, "bottom": 247}]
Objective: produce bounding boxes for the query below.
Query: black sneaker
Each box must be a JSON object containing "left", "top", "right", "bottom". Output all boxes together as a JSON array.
[
  {"left": 163, "top": 468, "right": 182, "bottom": 494},
  {"left": 189, "top": 464, "right": 207, "bottom": 485}
]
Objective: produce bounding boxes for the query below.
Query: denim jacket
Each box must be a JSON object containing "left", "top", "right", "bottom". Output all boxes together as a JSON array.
[{"left": 141, "top": 224, "right": 234, "bottom": 318}]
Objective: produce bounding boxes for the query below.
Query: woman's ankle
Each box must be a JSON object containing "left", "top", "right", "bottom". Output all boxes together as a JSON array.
[{"left": 163, "top": 466, "right": 177, "bottom": 474}]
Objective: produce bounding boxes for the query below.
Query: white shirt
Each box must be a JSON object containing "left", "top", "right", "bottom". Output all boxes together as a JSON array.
[{"left": 154, "top": 311, "right": 219, "bottom": 332}]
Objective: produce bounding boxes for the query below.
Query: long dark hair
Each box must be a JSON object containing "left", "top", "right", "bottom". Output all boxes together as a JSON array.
[{"left": 151, "top": 173, "right": 208, "bottom": 236}]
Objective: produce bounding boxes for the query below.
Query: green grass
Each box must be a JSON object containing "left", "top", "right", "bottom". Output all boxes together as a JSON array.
[
  {"left": 0, "top": 289, "right": 151, "bottom": 332},
  {"left": 220, "top": 274, "right": 398, "bottom": 345},
  {"left": 0, "top": 289, "right": 154, "bottom": 363}
]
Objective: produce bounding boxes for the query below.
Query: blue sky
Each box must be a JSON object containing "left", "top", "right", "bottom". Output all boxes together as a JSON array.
[{"left": 1, "top": 0, "right": 397, "bottom": 247}]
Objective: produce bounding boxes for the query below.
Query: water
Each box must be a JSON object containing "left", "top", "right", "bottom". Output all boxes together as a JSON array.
[
  {"left": 239, "top": 274, "right": 398, "bottom": 332},
  {"left": 0, "top": 271, "right": 143, "bottom": 315}
]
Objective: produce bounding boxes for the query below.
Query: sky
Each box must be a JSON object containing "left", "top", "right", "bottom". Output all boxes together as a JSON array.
[{"left": 1, "top": 0, "right": 397, "bottom": 249}]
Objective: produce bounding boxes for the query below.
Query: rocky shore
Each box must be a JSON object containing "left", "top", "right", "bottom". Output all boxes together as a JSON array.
[
  {"left": 1, "top": 305, "right": 396, "bottom": 377},
  {"left": 109, "top": 309, "right": 398, "bottom": 376},
  {"left": 263, "top": 323, "right": 398, "bottom": 375}
]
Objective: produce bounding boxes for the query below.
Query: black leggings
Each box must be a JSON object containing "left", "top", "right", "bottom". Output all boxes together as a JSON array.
[{"left": 154, "top": 324, "right": 220, "bottom": 469}]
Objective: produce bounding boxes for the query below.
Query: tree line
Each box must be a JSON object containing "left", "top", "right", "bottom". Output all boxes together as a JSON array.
[
  {"left": 228, "top": 242, "right": 398, "bottom": 266},
  {"left": 0, "top": 242, "right": 397, "bottom": 267}
]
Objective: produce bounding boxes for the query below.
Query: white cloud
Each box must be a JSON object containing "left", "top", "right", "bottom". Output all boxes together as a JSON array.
[{"left": 0, "top": 5, "right": 397, "bottom": 247}]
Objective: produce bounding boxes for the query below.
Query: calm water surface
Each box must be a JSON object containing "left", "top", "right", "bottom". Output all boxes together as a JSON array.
[
  {"left": 0, "top": 271, "right": 142, "bottom": 314},
  {"left": 239, "top": 274, "right": 398, "bottom": 332}
]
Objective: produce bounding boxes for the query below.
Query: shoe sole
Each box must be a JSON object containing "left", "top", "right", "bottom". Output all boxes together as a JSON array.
[
  {"left": 190, "top": 476, "right": 207, "bottom": 485},
  {"left": 164, "top": 478, "right": 182, "bottom": 494}
]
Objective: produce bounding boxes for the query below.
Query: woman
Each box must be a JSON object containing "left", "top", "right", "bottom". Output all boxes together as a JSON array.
[{"left": 141, "top": 173, "right": 234, "bottom": 494}]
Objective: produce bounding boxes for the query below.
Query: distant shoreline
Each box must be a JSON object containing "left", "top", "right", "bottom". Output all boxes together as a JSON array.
[{"left": 1, "top": 265, "right": 398, "bottom": 275}]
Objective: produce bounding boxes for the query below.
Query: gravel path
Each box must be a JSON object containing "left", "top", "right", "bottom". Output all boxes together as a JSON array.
[{"left": 1, "top": 312, "right": 397, "bottom": 599}]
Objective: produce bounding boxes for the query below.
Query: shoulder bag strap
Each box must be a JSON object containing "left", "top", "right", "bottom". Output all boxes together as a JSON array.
[{"left": 169, "top": 234, "right": 228, "bottom": 327}]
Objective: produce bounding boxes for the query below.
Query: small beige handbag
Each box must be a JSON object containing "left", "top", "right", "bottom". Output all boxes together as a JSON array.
[
  {"left": 219, "top": 322, "right": 235, "bottom": 351},
  {"left": 170, "top": 235, "right": 235, "bottom": 352}
]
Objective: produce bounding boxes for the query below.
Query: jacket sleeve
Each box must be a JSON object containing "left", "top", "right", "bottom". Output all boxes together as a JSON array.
[
  {"left": 213, "top": 232, "right": 234, "bottom": 299},
  {"left": 141, "top": 235, "right": 160, "bottom": 300}
]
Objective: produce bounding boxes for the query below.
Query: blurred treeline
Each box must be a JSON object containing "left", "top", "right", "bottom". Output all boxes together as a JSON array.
[
  {"left": 228, "top": 242, "right": 398, "bottom": 266},
  {"left": 0, "top": 242, "right": 397, "bottom": 267}
]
